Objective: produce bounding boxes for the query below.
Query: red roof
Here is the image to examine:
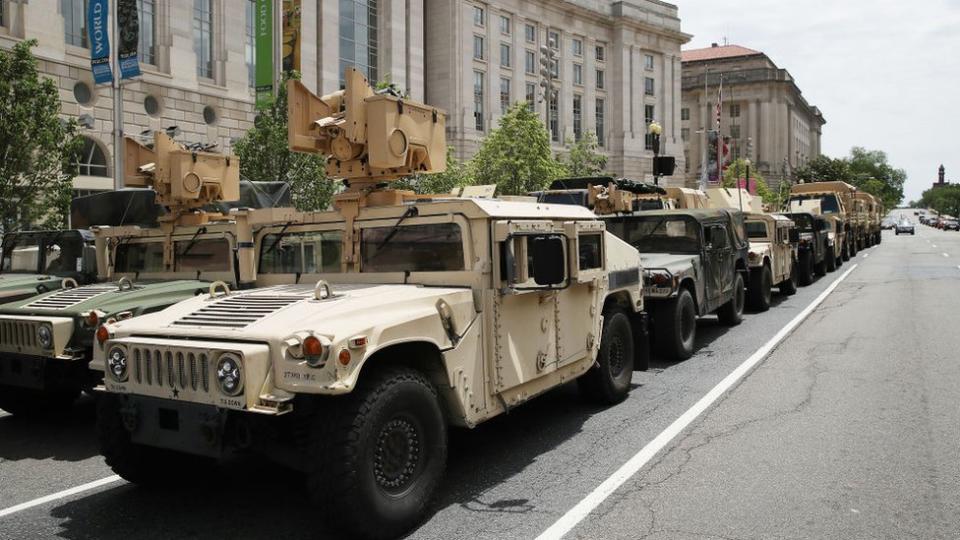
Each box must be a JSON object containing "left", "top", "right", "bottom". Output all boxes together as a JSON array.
[{"left": 682, "top": 44, "right": 761, "bottom": 63}]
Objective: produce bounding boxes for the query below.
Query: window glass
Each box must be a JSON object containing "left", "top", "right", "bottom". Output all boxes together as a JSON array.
[
  {"left": 139, "top": 0, "right": 157, "bottom": 65},
  {"left": 524, "top": 23, "right": 535, "bottom": 42},
  {"left": 361, "top": 223, "right": 464, "bottom": 273},
  {"left": 473, "top": 35, "right": 485, "bottom": 59},
  {"left": 578, "top": 234, "right": 602, "bottom": 270},
  {"left": 175, "top": 238, "right": 230, "bottom": 272},
  {"left": 745, "top": 221, "right": 769, "bottom": 239},
  {"left": 644, "top": 77, "right": 655, "bottom": 95},
  {"left": 62, "top": 0, "right": 88, "bottom": 47},
  {"left": 681, "top": 108, "right": 690, "bottom": 121},
  {"left": 1, "top": 236, "right": 41, "bottom": 273},
  {"left": 644, "top": 54, "right": 654, "bottom": 70},
  {"left": 473, "top": 5, "right": 485, "bottom": 26},
  {"left": 499, "top": 14, "right": 510, "bottom": 34},
  {"left": 44, "top": 237, "right": 85, "bottom": 274},
  {"left": 500, "top": 43, "right": 511, "bottom": 67},
  {"left": 572, "top": 38, "right": 582, "bottom": 56},
  {"left": 339, "top": 0, "right": 379, "bottom": 86},
  {"left": 114, "top": 242, "right": 165, "bottom": 273},
  {"left": 616, "top": 216, "right": 700, "bottom": 254},
  {"left": 525, "top": 50, "right": 535, "bottom": 74},
  {"left": 709, "top": 226, "right": 729, "bottom": 249},
  {"left": 260, "top": 231, "right": 343, "bottom": 274},
  {"left": 595, "top": 44, "right": 605, "bottom": 61},
  {"left": 789, "top": 194, "right": 840, "bottom": 214},
  {"left": 193, "top": 0, "right": 214, "bottom": 78}
]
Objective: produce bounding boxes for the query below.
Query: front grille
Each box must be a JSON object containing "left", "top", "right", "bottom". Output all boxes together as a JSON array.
[
  {"left": 24, "top": 285, "right": 115, "bottom": 310},
  {"left": 172, "top": 294, "right": 303, "bottom": 329},
  {"left": 132, "top": 347, "right": 210, "bottom": 393},
  {"left": 0, "top": 320, "right": 37, "bottom": 348}
]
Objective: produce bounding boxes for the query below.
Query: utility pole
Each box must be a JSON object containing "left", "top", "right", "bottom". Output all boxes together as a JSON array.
[
  {"left": 539, "top": 38, "right": 558, "bottom": 140},
  {"left": 111, "top": 1, "right": 124, "bottom": 191}
]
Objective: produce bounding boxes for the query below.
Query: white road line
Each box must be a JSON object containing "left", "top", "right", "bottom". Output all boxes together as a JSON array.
[
  {"left": 863, "top": 253, "right": 869, "bottom": 258},
  {"left": 536, "top": 264, "right": 860, "bottom": 540},
  {"left": 944, "top": 253, "right": 950, "bottom": 258},
  {"left": 0, "top": 475, "right": 122, "bottom": 519},
  {"left": 933, "top": 244, "right": 938, "bottom": 248}
]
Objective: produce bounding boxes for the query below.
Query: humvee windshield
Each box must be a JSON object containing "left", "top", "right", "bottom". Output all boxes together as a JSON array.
[
  {"left": 361, "top": 223, "right": 465, "bottom": 272},
  {"left": 745, "top": 221, "right": 769, "bottom": 239},
  {"left": 43, "top": 235, "right": 87, "bottom": 274},
  {"left": 114, "top": 242, "right": 165, "bottom": 273},
  {"left": 113, "top": 238, "right": 232, "bottom": 274},
  {"left": 1, "top": 235, "right": 41, "bottom": 273},
  {"left": 609, "top": 216, "right": 700, "bottom": 254},
  {"left": 259, "top": 231, "right": 343, "bottom": 274},
  {"left": 790, "top": 214, "right": 813, "bottom": 232},
  {"left": 790, "top": 194, "right": 841, "bottom": 214}
]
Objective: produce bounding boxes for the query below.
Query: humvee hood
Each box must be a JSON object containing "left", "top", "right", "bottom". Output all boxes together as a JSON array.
[
  {"left": 0, "top": 274, "right": 63, "bottom": 301},
  {"left": 640, "top": 253, "right": 698, "bottom": 273},
  {"left": 117, "top": 283, "right": 473, "bottom": 342},
  {"left": 0, "top": 280, "right": 209, "bottom": 317}
]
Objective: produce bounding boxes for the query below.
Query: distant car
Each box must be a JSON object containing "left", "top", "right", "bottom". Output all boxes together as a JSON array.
[
  {"left": 944, "top": 220, "right": 960, "bottom": 231},
  {"left": 895, "top": 220, "right": 915, "bottom": 235},
  {"left": 881, "top": 219, "right": 896, "bottom": 230}
]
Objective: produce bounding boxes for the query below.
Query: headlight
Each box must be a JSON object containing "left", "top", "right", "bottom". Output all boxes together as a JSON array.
[
  {"left": 216, "top": 353, "right": 244, "bottom": 396},
  {"left": 107, "top": 347, "right": 128, "bottom": 382},
  {"left": 37, "top": 325, "right": 53, "bottom": 349}
]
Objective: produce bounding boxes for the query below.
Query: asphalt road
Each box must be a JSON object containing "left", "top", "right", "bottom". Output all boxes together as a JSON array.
[{"left": 2, "top": 213, "right": 958, "bottom": 540}]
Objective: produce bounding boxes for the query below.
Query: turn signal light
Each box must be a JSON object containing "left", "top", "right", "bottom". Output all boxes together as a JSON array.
[
  {"left": 96, "top": 325, "right": 110, "bottom": 345},
  {"left": 651, "top": 273, "right": 671, "bottom": 287},
  {"left": 338, "top": 349, "right": 351, "bottom": 366},
  {"left": 85, "top": 311, "right": 100, "bottom": 327}
]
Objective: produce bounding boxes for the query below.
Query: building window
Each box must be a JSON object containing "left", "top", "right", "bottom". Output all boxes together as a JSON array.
[
  {"left": 644, "top": 105, "right": 655, "bottom": 150},
  {"left": 500, "top": 77, "right": 510, "bottom": 113},
  {"left": 548, "top": 30, "right": 559, "bottom": 49},
  {"left": 549, "top": 95, "right": 559, "bottom": 143},
  {"left": 730, "top": 125, "right": 741, "bottom": 139},
  {"left": 573, "top": 95, "right": 582, "bottom": 141},
  {"left": 62, "top": 0, "right": 89, "bottom": 48},
  {"left": 500, "top": 43, "right": 511, "bottom": 68},
  {"left": 525, "top": 50, "right": 535, "bottom": 74},
  {"left": 524, "top": 23, "right": 535, "bottom": 43},
  {"left": 730, "top": 104, "right": 741, "bottom": 117},
  {"left": 681, "top": 107, "right": 690, "bottom": 121},
  {"left": 644, "top": 77, "right": 655, "bottom": 96},
  {"left": 473, "top": 35, "right": 485, "bottom": 60},
  {"left": 525, "top": 82, "right": 536, "bottom": 105},
  {"left": 76, "top": 136, "right": 109, "bottom": 177},
  {"left": 339, "top": 0, "right": 379, "bottom": 87},
  {"left": 499, "top": 14, "right": 510, "bottom": 35},
  {"left": 684, "top": 150, "right": 690, "bottom": 173},
  {"left": 681, "top": 128, "right": 690, "bottom": 142},
  {"left": 595, "top": 44, "right": 605, "bottom": 62},
  {"left": 596, "top": 69, "right": 604, "bottom": 90},
  {"left": 549, "top": 55, "right": 559, "bottom": 79},
  {"left": 246, "top": 0, "right": 255, "bottom": 87},
  {"left": 644, "top": 54, "right": 654, "bottom": 70},
  {"left": 572, "top": 38, "right": 582, "bottom": 57},
  {"left": 596, "top": 98, "right": 605, "bottom": 147},
  {"left": 473, "top": 5, "right": 485, "bottom": 26},
  {"left": 573, "top": 64, "right": 582, "bottom": 86},
  {"left": 139, "top": 0, "right": 157, "bottom": 65},
  {"left": 474, "top": 71, "right": 485, "bottom": 131},
  {"left": 193, "top": 0, "right": 214, "bottom": 78}
]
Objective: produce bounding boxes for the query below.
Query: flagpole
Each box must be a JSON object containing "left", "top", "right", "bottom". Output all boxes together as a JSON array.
[
  {"left": 111, "top": 0, "right": 124, "bottom": 191},
  {"left": 698, "top": 67, "right": 709, "bottom": 191},
  {"left": 716, "top": 73, "right": 723, "bottom": 189}
]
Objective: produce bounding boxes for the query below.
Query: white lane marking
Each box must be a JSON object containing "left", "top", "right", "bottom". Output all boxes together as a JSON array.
[
  {"left": 933, "top": 244, "right": 938, "bottom": 248},
  {"left": 0, "top": 475, "right": 122, "bottom": 519},
  {"left": 944, "top": 253, "right": 950, "bottom": 258},
  {"left": 863, "top": 253, "right": 869, "bottom": 258},
  {"left": 0, "top": 411, "right": 10, "bottom": 418},
  {"left": 536, "top": 264, "right": 860, "bottom": 540}
]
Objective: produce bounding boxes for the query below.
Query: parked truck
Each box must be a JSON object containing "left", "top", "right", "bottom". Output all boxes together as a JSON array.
[
  {"left": 788, "top": 181, "right": 857, "bottom": 261},
  {"left": 0, "top": 230, "right": 98, "bottom": 303}
]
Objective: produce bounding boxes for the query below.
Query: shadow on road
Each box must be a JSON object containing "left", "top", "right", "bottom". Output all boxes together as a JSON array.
[{"left": 0, "top": 396, "right": 99, "bottom": 463}]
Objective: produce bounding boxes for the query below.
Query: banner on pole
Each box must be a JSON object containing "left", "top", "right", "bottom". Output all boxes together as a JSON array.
[
  {"left": 87, "top": 0, "right": 113, "bottom": 84},
  {"left": 117, "top": 0, "right": 141, "bottom": 79},
  {"left": 254, "top": 0, "right": 275, "bottom": 109},
  {"left": 282, "top": 0, "right": 302, "bottom": 73}
]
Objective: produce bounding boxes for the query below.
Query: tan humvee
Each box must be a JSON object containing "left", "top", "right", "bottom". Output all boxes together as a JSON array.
[
  {"left": 705, "top": 186, "right": 764, "bottom": 214},
  {"left": 853, "top": 191, "right": 883, "bottom": 247},
  {"left": 788, "top": 181, "right": 859, "bottom": 260},
  {"left": 788, "top": 199, "right": 844, "bottom": 272},
  {"left": 91, "top": 68, "right": 647, "bottom": 540},
  {"left": 743, "top": 213, "right": 799, "bottom": 310}
]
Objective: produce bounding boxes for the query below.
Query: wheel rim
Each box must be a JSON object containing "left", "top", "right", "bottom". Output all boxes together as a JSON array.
[
  {"left": 608, "top": 333, "right": 626, "bottom": 377},
  {"left": 373, "top": 416, "right": 423, "bottom": 496}
]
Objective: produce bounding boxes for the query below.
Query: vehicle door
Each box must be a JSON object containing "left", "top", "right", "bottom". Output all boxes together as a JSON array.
[{"left": 703, "top": 224, "right": 733, "bottom": 308}]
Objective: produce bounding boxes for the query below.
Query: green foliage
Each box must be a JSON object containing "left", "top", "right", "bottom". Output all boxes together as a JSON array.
[
  {"left": 0, "top": 40, "right": 81, "bottom": 233},
  {"left": 394, "top": 147, "right": 473, "bottom": 194},
  {"left": 793, "top": 148, "right": 905, "bottom": 210},
  {"left": 470, "top": 102, "right": 567, "bottom": 196},
  {"left": 722, "top": 159, "right": 777, "bottom": 205},
  {"left": 561, "top": 131, "right": 606, "bottom": 177},
  {"left": 920, "top": 185, "right": 960, "bottom": 219},
  {"left": 234, "top": 71, "right": 335, "bottom": 212}
]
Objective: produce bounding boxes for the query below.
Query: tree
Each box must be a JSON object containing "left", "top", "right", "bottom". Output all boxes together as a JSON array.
[
  {"left": 846, "top": 147, "right": 906, "bottom": 210},
  {"left": 722, "top": 158, "right": 777, "bottom": 206},
  {"left": 470, "top": 102, "right": 567, "bottom": 196},
  {"left": 234, "top": 72, "right": 335, "bottom": 211},
  {"left": 0, "top": 40, "right": 81, "bottom": 233},
  {"left": 394, "top": 147, "right": 473, "bottom": 195},
  {"left": 793, "top": 156, "right": 852, "bottom": 185},
  {"left": 560, "top": 131, "right": 606, "bottom": 177},
  {"left": 920, "top": 185, "right": 960, "bottom": 218}
]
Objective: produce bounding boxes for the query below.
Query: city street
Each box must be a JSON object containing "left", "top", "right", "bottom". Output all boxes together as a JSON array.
[{"left": 2, "top": 211, "right": 958, "bottom": 539}]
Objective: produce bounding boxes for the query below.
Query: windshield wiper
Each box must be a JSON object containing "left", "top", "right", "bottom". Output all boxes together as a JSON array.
[
  {"left": 265, "top": 222, "right": 294, "bottom": 255},
  {"left": 367, "top": 206, "right": 419, "bottom": 263},
  {"left": 178, "top": 227, "right": 208, "bottom": 258}
]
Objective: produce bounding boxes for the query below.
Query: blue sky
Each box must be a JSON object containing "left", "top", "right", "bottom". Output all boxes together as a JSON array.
[{"left": 677, "top": 0, "right": 960, "bottom": 203}]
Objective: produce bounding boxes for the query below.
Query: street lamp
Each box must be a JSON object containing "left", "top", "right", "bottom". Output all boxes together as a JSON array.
[{"left": 648, "top": 121, "right": 662, "bottom": 184}]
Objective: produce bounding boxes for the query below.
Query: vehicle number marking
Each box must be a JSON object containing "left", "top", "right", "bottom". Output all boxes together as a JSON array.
[
  {"left": 283, "top": 371, "right": 316, "bottom": 381},
  {"left": 218, "top": 397, "right": 244, "bottom": 408},
  {"left": 105, "top": 382, "right": 128, "bottom": 393}
]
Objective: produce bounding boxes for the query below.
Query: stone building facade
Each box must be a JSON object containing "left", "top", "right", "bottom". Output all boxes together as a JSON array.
[
  {"left": 424, "top": 0, "right": 691, "bottom": 183},
  {"left": 680, "top": 44, "right": 826, "bottom": 189}
]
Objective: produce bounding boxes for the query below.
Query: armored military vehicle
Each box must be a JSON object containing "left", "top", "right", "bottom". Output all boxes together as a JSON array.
[
  {"left": 0, "top": 133, "right": 294, "bottom": 416},
  {"left": 0, "top": 229, "right": 98, "bottom": 303},
  {"left": 743, "top": 213, "right": 798, "bottom": 310},
  {"left": 854, "top": 191, "right": 883, "bottom": 247},
  {"left": 91, "top": 68, "right": 647, "bottom": 540},
  {"left": 605, "top": 208, "right": 748, "bottom": 360},
  {"left": 530, "top": 176, "right": 667, "bottom": 212},
  {"left": 788, "top": 181, "right": 857, "bottom": 260},
  {"left": 781, "top": 212, "right": 830, "bottom": 284}
]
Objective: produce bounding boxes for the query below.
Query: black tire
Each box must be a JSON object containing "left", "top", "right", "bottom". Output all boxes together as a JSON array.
[
  {"left": 96, "top": 394, "right": 211, "bottom": 486},
  {"left": 717, "top": 272, "right": 745, "bottom": 326},
  {"left": 842, "top": 241, "right": 851, "bottom": 261},
  {"left": 652, "top": 289, "right": 696, "bottom": 361},
  {"left": 798, "top": 252, "right": 814, "bottom": 285},
  {"left": 780, "top": 260, "right": 799, "bottom": 296},
  {"left": 813, "top": 251, "right": 827, "bottom": 276},
  {"left": 578, "top": 310, "right": 634, "bottom": 404},
  {"left": 306, "top": 367, "right": 446, "bottom": 540},
  {"left": 849, "top": 238, "right": 858, "bottom": 257},
  {"left": 747, "top": 265, "right": 772, "bottom": 312},
  {"left": 0, "top": 385, "right": 79, "bottom": 416}
]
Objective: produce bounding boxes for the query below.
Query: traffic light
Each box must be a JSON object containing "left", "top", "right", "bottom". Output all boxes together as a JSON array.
[{"left": 538, "top": 43, "right": 558, "bottom": 103}]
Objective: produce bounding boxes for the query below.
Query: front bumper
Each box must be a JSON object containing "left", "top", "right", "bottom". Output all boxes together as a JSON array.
[{"left": 0, "top": 351, "right": 94, "bottom": 390}]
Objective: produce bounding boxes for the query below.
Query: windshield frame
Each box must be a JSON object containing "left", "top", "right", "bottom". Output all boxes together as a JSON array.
[{"left": 110, "top": 231, "right": 237, "bottom": 283}]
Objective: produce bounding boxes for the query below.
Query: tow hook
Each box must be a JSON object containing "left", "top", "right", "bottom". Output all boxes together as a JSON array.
[{"left": 119, "top": 401, "right": 139, "bottom": 433}]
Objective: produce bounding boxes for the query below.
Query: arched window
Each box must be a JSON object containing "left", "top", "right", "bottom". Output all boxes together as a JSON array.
[{"left": 77, "top": 136, "right": 109, "bottom": 177}]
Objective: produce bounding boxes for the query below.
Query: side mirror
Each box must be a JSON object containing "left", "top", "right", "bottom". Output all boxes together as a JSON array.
[
  {"left": 530, "top": 235, "right": 566, "bottom": 286},
  {"left": 789, "top": 229, "right": 800, "bottom": 243}
]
